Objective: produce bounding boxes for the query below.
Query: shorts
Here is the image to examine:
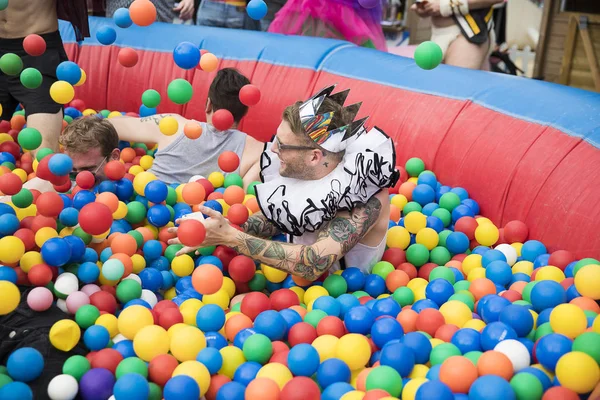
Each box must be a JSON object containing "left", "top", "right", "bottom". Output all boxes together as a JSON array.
[
  {"left": 0, "top": 30, "right": 68, "bottom": 121},
  {"left": 431, "top": 24, "right": 496, "bottom": 60},
  {"left": 196, "top": 0, "right": 246, "bottom": 29}
]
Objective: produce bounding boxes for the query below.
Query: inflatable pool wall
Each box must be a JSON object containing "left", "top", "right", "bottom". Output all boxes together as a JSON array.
[{"left": 59, "top": 17, "right": 600, "bottom": 259}]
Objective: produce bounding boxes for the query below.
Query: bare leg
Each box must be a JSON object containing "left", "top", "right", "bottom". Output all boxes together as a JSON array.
[
  {"left": 27, "top": 110, "right": 63, "bottom": 153},
  {"left": 444, "top": 35, "right": 491, "bottom": 70}
]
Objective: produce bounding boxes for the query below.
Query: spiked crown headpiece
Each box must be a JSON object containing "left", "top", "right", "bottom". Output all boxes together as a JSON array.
[{"left": 299, "top": 85, "right": 368, "bottom": 153}]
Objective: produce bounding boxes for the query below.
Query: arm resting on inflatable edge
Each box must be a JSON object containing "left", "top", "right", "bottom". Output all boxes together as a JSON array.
[
  {"left": 108, "top": 114, "right": 185, "bottom": 149},
  {"left": 226, "top": 195, "right": 383, "bottom": 281}
]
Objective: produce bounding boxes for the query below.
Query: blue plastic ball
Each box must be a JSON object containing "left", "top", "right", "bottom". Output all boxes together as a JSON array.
[
  {"left": 113, "top": 7, "right": 133, "bottom": 28},
  {"left": 411, "top": 298, "right": 439, "bottom": 312},
  {"left": 113, "top": 340, "right": 136, "bottom": 358},
  {"left": 232, "top": 361, "right": 261, "bottom": 386},
  {"left": 451, "top": 328, "right": 481, "bottom": 353},
  {"left": 481, "top": 249, "right": 506, "bottom": 267},
  {"left": 96, "top": 26, "right": 117, "bottom": 45},
  {"left": 83, "top": 325, "right": 110, "bottom": 351},
  {"left": 322, "top": 382, "right": 354, "bottom": 400},
  {"left": 246, "top": 0, "right": 267, "bottom": 20},
  {"left": 139, "top": 105, "right": 157, "bottom": 117},
  {"left": 412, "top": 184, "right": 436, "bottom": 206},
  {"left": 142, "top": 240, "right": 163, "bottom": 261},
  {"left": 138, "top": 267, "right": 163, "bottom": 292},
  {"left": 372, "top": 297, "right": 401, "bottom": 318},
  {"left": 115, "top": 178, "right": 134, "bottom": 201},
  {"left": 364, "top": 274, "right": 386, "bottom": 297},
  {"left": 0, "top": 152, "right": 16, "bottom": 164},
  {"left": 344, "top": 305, "right": 374, "bottom": 335},
  {"left": 0, "top": 382, "right": 33, "bottom": 400},
  {"left": 485, "top": 260, "right": 512, "bottom": 287},
  {"left": 445, "top": 232, "right": 469, "bottom": 254},
  {"left": 205, "top": 331, "right": 228, "bottom": 350},
  {"left": 480, "top": 321, "right": 518, "bottom": 351},
  {"left": 147, "top": 204, "right": 171, "bottom": 227},
  {"left": 216, "top": 381, "right": 245, "bottom": 400},
  {"left": 64, "top": 235, "right": 86, "bottom": 263},
  {"left": 56, "top": 61, "right": 81, "bottom": 85},
  {"left": 203, "top": 199, "right": 223, "bottom": 214},
  {"left": 7, "top": 347, "right": 44, "bottom": 382},
  {"left": 426, "top": 215, "right": 444, "bottom": 232},
  {"left": 144, "top": 180, "right": 169, "bottom": 204},
  {"left": 533, "top": 253, "right": 551, "bottom": 269},
  {"left": 78, "top": 261, "right": 101, "bottom": 284},
  {"left": 417, "top": 173, "right": 437, "bottom": 189},
  {"left": 196, "top": 304, "right": 226, "bottom": 332},
  {"left": 341, "top": 267, "right": 365, "bottom": 291},
  {"left": 41, "top": 237, "right": 72, "bottom": 267},
  {"left": 313, "top": 295, "right": 341, "bottom": 317},
  {"left": 113, "top": 373, "right": 149, "bottom": 400},
  {"left": 530, "top": 280, "right": 566, "bottom": 312},
  {"left": 401, "top": 332, "right": 432, "bottom": 364},
  {"left": 379, "top": 341, "right": 416, "bottom": 377},
  {"left": 164, "top": 375, "right": 200, "bottom": 400},
  {"left": 425, "top": 278, "right": 455, "bottom": 306},
  {"left": 173, "top": 41, "right": 201, "bottom": 70},
  {"left": 59, "top": 207, "right": 79, "bottom": 227},
  {"left": 468, "top": 375, "right": 516, "bottom": 400},
  {"left": 535, "top": 333, "right": 572, "bottom": 372},
  {"left": 521, "top": 240, "right": 547, "bottom": 262},
  {"left": 415, "top": 380, "right": 454, "bottom": 400},
  {"left": 196, "top": 347, "right": 222, "bottom": 375},
  {"left": 253, "top": 310, "right": 286, "bottom": 341},
  {"left": 371, "top": 317, "right": 404, "bottom": 349},
  {"left": 317, "top": 358, "right": 351, "bottom": 388},
  {"left": 0, "top": 213, "right": 19, "bottom": 236},
  {"left": 288, "top": 343, "right": 320, "bottom": 377},
  {"left": 498, "top": 304, "right": 534, "bottom": 337},
  {"left": 461, "top": 198, "right": 480, "bottom": 214},
  {"left": 451, "top": 204, "right": 474, "bottom": 222},
  {"left": 73, "top": 190, "right": 96, "bottom": 209},
  {"left": 0, "top": 266, "right": 18, "bottom": 283},
  {"left": 197, "top": 255, "right": 223, "bottom": 270},
  {"left": 336, "top": 293, "right": 360, "bottom": 319}
]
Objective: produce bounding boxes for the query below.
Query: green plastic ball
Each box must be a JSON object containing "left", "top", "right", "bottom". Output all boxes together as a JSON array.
[
  {"left": 323, "top": 274, "right": 348, "bottom": 298},
  {"left": 353, "top": 290, "right": 370, "bottom": 299},
  {"left": 0, "top": 53, "right": 23, "bottom": 76},
  {"left": 430, "top": 343, "right": 461, "bottom": 366},
  {"left": 1, "top": 161, "right": 14, "bottom": 170},
  {"left": 406, "top": 244, "right": 429, "bottom": 267},
  {"left": 166, "top": 187, "right": 177, "bottom": 205},
  {"left": 429, "top": 266, "right": 456, "bottom": 284},
  {"left": 439, "top": 192, "right": 461, "bottom": 212},
  {"left": 115, "top": 357, "right": 149, "bottom": 379},
  {"left": 224, "top": 173, "right": 243, "bottom": 188},
  {"left": 510, "top": 372, "right": 544, "bottom": 400},
  {"left": 392, "top": 287, "right": 414, "bottom": 307},
  {"left": 125, "top": 201, "right": 147, "bottom": 224},
  {"left": 165, "top": 244, "right": 183, "bottom": 262},
  {"left": 521, "top": 281, "right": 538, "bottom": 303},
  {"left": 19, "top": 67, "right": 42, "bottom": 89},
  {"left": 64, "top": 115, "right": 73, "bottom": 124},
  {"left": 73, "top": 227, "right": 92, "bottom": 244},
  {"left": 116, "top": 279, "right": 143, "bottom": 304},
  {"left": 11, "top": 188, "right": 33, "bottom": 208},
  {"left": 464, "top": 350, "right": 483, "bottom": 366},
  {"left": 405, "top": 157, "right": 425, "bottom": 177},
  {"left": 448, "top": 293, "right": 474, "bottom": 311},
  {"left": 453, "top": 280, "right": 470, "bottom": 292},
  {"left": 17, "top": 127, "right": 42, "bottom": 150},
  {"left": 365, "top": 365, "right": 403, "bottom": 397},
  {"left": 63, "top": 355, "right": 91, "bottom": 381},
  {"left": 573, "top": 257, "right": 600, "bottom": 275},
  {"left": 0, "top": 366, "right": 7, "bottom": 375},
  {"left": 429, "top": 246, "right": 451, "bottom": 265},
  {"left": 246, "top": 181, "right": 260, "bottom": 196},
  {"left": 128, "top": 230, "right": 144, "bottom": 249},
  {"left": 142, "top": 89, "right": 161, "bottom": 108},
  {"left": 242, "top": 333, "right": 273, "bottom": 364},
  {"left": 437, "top": 230, "right": 452, "bottom": 247},
  {"left": 36, "top": 148, "right": 54, "bottom": 162},
  {"left": 248, "top": 273, "right": 266, "bottom": 291},
  {"left": 198, "top": 246, "right": 216, "bottom": 256},
  {"left": 432, "top": 208, "right": 451, "bottom": 227},
  {"left": 167, "top": 78, "right": 193, "bottom": 105},
  {"left": 414, "top": 41, "right": 443, "bottom": 70},
  {"left": 573, "top": 332, "right": 600, "bottom": 364},
  {"left": 100, "top": 110, "right": 110, "bottom": 117},
  {"left": 534, "top": 322, "right": 554, "bottom": 341},
  {"left": 304, "top": 309, "right": 328, "bottom": 328},
  {"left": 231, "top": 302, "right": 241, "bottom": 312},
  {"left": 0, "top": 0, "right": 8, "bottom": 11},
  {"left": 132, "top": 143, "right": 148, "bottom": 151},
  {"left": 75, "top": 304, "right": 100, "bottom": 329},
  {"left": 0, "top": 374, "right": 12, "bottom": 389},
  {"left": 148, "top": 382, "right": 162, "bottom": 400},
  {"left": 372, "top": 261, "right": 394, "bottom": 280},
  {"left": 402, "top": 201, "right": 422, "bottom": 216}
]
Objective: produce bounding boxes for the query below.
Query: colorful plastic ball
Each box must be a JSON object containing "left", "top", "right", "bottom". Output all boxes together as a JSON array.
[
  {"left": 287, "top": 343, "right": 320, "bottom": 377},
  {"left": 79, "top": 202, "right": 113, "bottom": 235},
  {"left": 20, "top": 67, "right": 43, "bottom": 89},
  {"left": 364, "top": 365, "right": 402, "bottom": 397},
  {"left": 192, "top": 264, "right": 223, "bottom": 295},
  {"left": 56, "top": 61, "right": 81, "bottom": 85},
  {"left": 199, "top": 52, "right": 218, "bottom": 72},
  {"left": 217, "top": 151, "right": 240, "bottom": 173},
  {"left": 438, "top": 355, "right": 478, "bottom": 394},
  {"left": 493, "top": 339, "right": 530, "bottom": 373},
  {"left": 96, "top": 25, "right": 117, "bottom": 45},
  {"left": 468, "top": 375, "right": 515, "bottom": 400},
  {"left": 0, "top": 266, "right": 18, "bottom": 283},
  {"left": 177, "top": 219, "right": 206, "bottom": 247},
  {"left": 7, "top": 347, "right": 44, "bottom": 382},
  {"left": 129, "top": 0, "right": 157, "bottom": 26},
  {"left": 535, "top": 333, "right": 572, "bottom": 372},
  {"left": 83, "top": 324, "right": 110, "bottom": 351},
  {"left": 317, "top": 358, "right": 351, "bottom": 388},
  {"left": 164, "top": 375, "right": 199, "bottom": 400},
  {"left": 196, "top": 303, "right": 226, "bottom": 332},
  {"left": 173, "top": 41, "right": 201, "bottom": 69},
  {"left": 171, "top": 326, "right": 207, "bottom": 362},
  {"left": 23, "top": 33, "right": 46, "bottom": 56},
  {"left": 113, "top": 373, "right": 149, "bottom": 400},
  {"left": 50, "top": 319, "right": 81, "bottom": 351},
  {"left": 379, "top": 341, "right": 416, "bottom": 377},
  {"left": 183, "top": 121, "right": 202, "bottom": 139},
  {"left": 246, "top": 0, "right": 267, "bottom": 19},
  {"left": 0, "top": 381, "right": 32, "bottom": 400},
  {"left": 167, "top": 78, "right": 193, "bottom": 105},
  {"left": 521, "top": 240, "right": 546, "bottom": 262},
  {"left": 212, "top": 109, "right": 234, "bottom": 131},
  {"left": 574, "top": 264, "right": 600, "bottom": 299},
  {"left": 47, "top": 374, "right": 79, "bottom": 400},
  {"left": 113, "top": 7, "right": 133, "bottom": 27},
  {"left": 555, "top": 351, "right": 600, "bottom": 394},
  {"left": 239, "top": 84, "right": 261, "bottom": 106},
  {"left": 498, "top": 304, "right": 533, "bottom": 337},
  {"left": 549, "top": 303, "right": 586, "bottom": 339},
  {"left": 414, "top": 380, "right": 453, "bottom": 400},
  {"left": 117, "top": 305, "right": 154, "bottom": 340},
  {"left": 530, "top": 280, "right": 566, "bottom": 312}
]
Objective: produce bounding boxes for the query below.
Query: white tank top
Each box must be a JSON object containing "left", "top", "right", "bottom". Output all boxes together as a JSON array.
[{"left": 291, "top": 231, "right": 387, "bottom": 274}]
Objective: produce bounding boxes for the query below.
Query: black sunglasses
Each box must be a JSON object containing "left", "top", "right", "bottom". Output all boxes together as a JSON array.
[
  {"left": 274, "top": 136, "right": 316, "bottom": 152},
  {"left": 69, "top": 157, "right": 108, "bottom": 182}
]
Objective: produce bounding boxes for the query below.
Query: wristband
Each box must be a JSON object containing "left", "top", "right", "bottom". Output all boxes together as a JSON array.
[{"left": 440, "top": 0, "right": 470, "bottom": 17}]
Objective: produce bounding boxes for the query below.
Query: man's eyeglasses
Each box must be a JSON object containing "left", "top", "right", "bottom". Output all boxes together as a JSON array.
[
  {"left": 274, "top": 136, "right": 316, "bottom": 152},
  {"left": 69, "top": 157, "right": 108, "bottom": 182}
]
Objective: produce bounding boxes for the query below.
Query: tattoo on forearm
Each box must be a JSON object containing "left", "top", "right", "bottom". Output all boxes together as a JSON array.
[
  {"left": 241, "top": 212, "right": 281, "bottom": 238},
  {"left": 245, "top": 237, "right": 267, "bottom": 255},
  {"left": 139, "top": 114, "right": 165, "bottom": 125}
]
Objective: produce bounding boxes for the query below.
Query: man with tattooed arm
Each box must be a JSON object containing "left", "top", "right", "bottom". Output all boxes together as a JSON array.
[{"left": 169, "top": 85, "right": 399, "bottom": 281}]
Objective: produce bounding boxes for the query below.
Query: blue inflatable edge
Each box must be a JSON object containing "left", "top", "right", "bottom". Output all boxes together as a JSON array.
[{"left": 59, "top": 17, "right": 600, "bottom": 148}]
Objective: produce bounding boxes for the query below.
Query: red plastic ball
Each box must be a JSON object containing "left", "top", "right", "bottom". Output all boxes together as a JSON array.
[
  {"left": 13, "top": 228, "right": 35, "bottom": 251},
  {"left": 272, "top": 341, "right": 289, "bottom": 354},
  {"left": 148, "top": 354, "right": 180, "bottom": 387},
  {"left": 226, "top": 203, "right": 249, "bottom": 226},
  {"left": 415, "top": 308, "right": 445, "bottom": 336},
  {"left": 212, "top": 245, "right": 237, "bottom": 271},
  {"left": 36, "top": 192, "right": 64, "bottom": 218},
  {"left": 176, "top": 219, "right": 206, "bottom": 247},
  {"left": 158, "top": 308, "right": 184, "bottom": 329},
  {"left": 205, "top": 374, "right": 231, "bottom": 400},
  {"left": 104, "top": 160, "right": 126, "bottom": 181},
  {"left": 548, "top": 250, "right": 574, "bottom": 271},
  {"left": 27, "top": 264, "right": 53, "bottom": 286},
  {"left": 30, "top": 215, "right": 57, "bottom": 232},
  {"left": 269, "top": 350, "right": 289, "bottom": 366},
  {"left": 280, "top": 377, "right": 320, "bottom": 400},
  {"left": 503, "top": 220, "right": 528, "bottom": 243},
  {"left": 53, "top": 178, "right": 72, "bottom": 193},
  {"left": 287, "top": 322, "right": 317, "bottom": 347},
  {"left": 153, "top": 299, "right": 178, "bottom": 316},
  {"left": 240, "top": 292, "right": 271, "bottom": 321},
  {"left": 228, "top": 255, "right": 256, "bottom": 283},
  {"left": 118, "top": 47, "right": 139, "bottom": 67},
  {"left": 269, "top": 289, "right": 300, "bottom": 311},
  {"left": 0, "top": 172, "right": 23, "bottom": 195},
  {"left": 0, "top": 141, "right": 20, "bottom": 160},
  {"left": 542, "top": 387, "right": 580, "bottom": 400},
  {"left": 90, "top": 290, "right": 117, "bottom": 314},
  {"left": 455, "top": 216, "right": 478, "bottom": 240},
  {"left": 91, "top": 348, "right": 123, "bottom": 374},
  {"left": 0, "top": 121, "right": 10, "bottom": 134},
  {"left": 381, "top": 248, "right": 406, "bottom": 267},
  {"left": 217, "top": 151, "right": 240, "bottom": 173},
  {"left": 212, "top": 109, "right": 234, "bottom": 131},
  {"left": 316, "top": 316, "right": 346, "bottom": 338},
  {"left": 196, "top": 178, "right": 214, "bottom": 197},
  {"left": 23, "top": 34, "right": 47, "bottom": 56},
  {"left": 417, "top": 262, "right": 437, "bottom": 280},
  {"left": 79, "top": 202, "right": 113, "bottom": 235},
  {"left": 364, "top": 389, "right": 392, "bottom": 400},
  {"left": 238, "top": 84, "right": 261, "bottom": 106},
  {"left": 69, "top": 99, "right": 86, "bottom": 111}
]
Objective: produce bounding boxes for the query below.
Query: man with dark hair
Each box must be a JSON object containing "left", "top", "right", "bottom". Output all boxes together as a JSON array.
[{"left": 109, "top": 68, "right": 263, "bottom": 187}]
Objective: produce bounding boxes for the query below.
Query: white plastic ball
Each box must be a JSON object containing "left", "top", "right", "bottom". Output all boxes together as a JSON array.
[
  {"left": 141, "top": 289, "right": 158, "bottom": 307},
  {"left": 48, "top": 374, "right": 79, "bottom": 400},
  {"left": 112, "top": 333, "right": 127, "bottom": 343},
  {"left": 81, "top": 284, "right": 101, "bottom": 296},
  {"left": 123, "top": 273, "right": 141, "bottom": 285},
  {"left": 56, "top": 298, "right": 68, "bottom": 313},
  {"left": 188, "top": 175, "right": 205, "bottom": 183},
  {"left": 494, "top": 243, "right": 518, "bottom": 266},
  {"left": 54, "top": 272, "right": 79, "bottom": 297},
  {"left": 494, "top": 339, "right": 530, "bottom": 372}
]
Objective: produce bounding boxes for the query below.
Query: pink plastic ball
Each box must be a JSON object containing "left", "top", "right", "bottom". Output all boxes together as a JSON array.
[
  {"left": 66, "top": 291, "right": 91, "bottom": 314},
  {"left": 27, "top": 287, "right": 54, "bottom": 312},
  {"left": 81, "top": 284, "right": 102, "bottom": 297}
]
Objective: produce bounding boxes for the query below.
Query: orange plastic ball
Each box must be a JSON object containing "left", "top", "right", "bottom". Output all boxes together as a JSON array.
[
  {"left": 182, "top": 181, "right": 206, "bottom": 205},
  {"left": 396, "top": 309, "right": 418, "bottom": 333},
  {"left": 218, "top": 151, "right": 240, "bottom": 173},
  {"left": 200, "top": 53, "right": 218, "bottom": 72},
  {"left": 389, "top": 204, "right": 401, "bottom": 222},
  {"left": 245, "top": 377, "right": 281, "bottom": 400},
  {"left": 385, "top": 269, "right": 410, "bottom": 292},
  {"left": 110, "top": 233, "right": 138, "bottom": 256},
  {"left": 129, "top": 0, "right": 157, "bottom": 26},
  {"left": 136, "top": 227, "right": 155, "bottom": 243},
  {"left": 177, "top": 219, "right": 206, "bottom": 247},
  {"left": 477, "top": 350, "right": 514, "bottom": 380},
  {"left": 439, "top": 356, "right": 478, "bottom": 393},
  {"left": 415, "top": 308, "right": 445, "bottom": 336},
  {"left": 96, "top": 192, "right": 119, "bottom": 213},
  {"left": 224, "top": 314, "right": 253, "bottom": 342},
  {"left": 244, "top": 197, "right": 259, "bottom": 213},
  {"left": 398, "top": 181, "right": 416, "bottom": 201},
  {"left": 227, "top": 203, "right": 249, "bottom": 226},
  {"left": 223, "top": 186, "right": 245, "bottom": 206},
  {"left": 183, "top": 121, "right": 203, "bottom": 139},
  {"left": 469, "top": 278, "right": 497, "bottom": 301},
  {"left": 110, "top": 253, "right": 133, "bottom": 278},
  {"left": 121, "top": 148, "right": 136, "bottom": 163},
  {"left": 192, "top": 264, "right": 223, "bottom": 295}
]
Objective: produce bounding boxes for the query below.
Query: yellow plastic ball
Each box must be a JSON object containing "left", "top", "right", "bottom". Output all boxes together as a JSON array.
[
  {"left": 415, "top": 227, "right": 439, "bottom": 250},
  {"left": 175, "top": 184, "right": 185, "bottom": 203},
  {"left": 335, "top": 334, "right": 371, "bottom": 371},
  {"left": 535, "top": 265, "right": 565, "bottom": 283},
  {"left": 593, "top": 315, "right": 600, "bottom": 334},
  {"left": 216, "top": 199, "right": 230, "bottom": 216},
  {"left": 0, "top": 236, "right": 25, "bottom": 264},
  {"left": 256, "top": 363, "right": 293, "bottom": 389},
  {"left": 180, "top": 298, "right": 204, "bottom": 312},
  {"left": 0, "top": 281, "right": 20, "bottom": 315},
  {"left": 402, "top": 378, "right": 428, "bottom": 400},
  {"left": 164, "top": 287, "right": 177, "bottom": 300},
  {"left": 439, "top": 300, "right": 472, "bottom": 328},
  {"left": 202, "top": 289, "right": 230, "bottom": 310},
  {"left": 75, "top": 68, "right": 86, "bottom": 86},
  {"left": 409, "top": 364, "right": 429, "bottom": 379},
  {"left": 407, "top": 277, "right": 428, "bottom": 292},
  {"left": 107, "top": 111, "right": 122, "bottom": 119},
  {"left": 391, "top": 194, "right": 408, "bottom": 211},
  {"left": 50, "top": 80, "right": 75, "bottom": 104},
  {"left": 133, "top": 171, "right": 157, "bottom": 196},
  {"left": 14, "top": 203, "right": 37, "bottom": 220},
  {"left": 221, "top": 276, "right": 236, "bottom": 299},
  {"left": 35, "top": 226, "right": 58, "bottom": 248},
  {"left": 574, "top": 264, "right": 600, "bottom": 300},
  {"left": 82, "top": 108, "right": 97, "bottom": 116},
  {"left": 461, "top": 254, "right": 483, "bottom": 275},
  {"left": 172, "top": 361, "right": 211, "bottom": 397},
  {"left": 159, "top": 116, "right": 179, "bottom": 136},
  {"left": 340, "top": 391, "right": 365, "bottom": 400},
  {"left": 404, "top": 211, "right": 427, "bottom": 234},
  {"left": 219, "top": 346, "right": 246, "bottom": 379},
  {"left": 386, "top": 226, "right": 411, "bottom": 250},
  {"left": 113, "top": 201, "right": 128, "bottom": 220},
  {"left": 142, "top": 224, "right": 159, "bottom": 238},
  {"left": 59, "top": 227, "right": 75, "bottom": 237},
  {"left": 49, "top": 319, "right": 81, "bottom": 351},
  {"left": 289, "top": 286, "right": 304, "bottom": 304},
  {"left": 117, "top": 305, "right": 154, "bottom": 340},
  {"left": 132, "top": 325, "right": 170, "bottom": 362},
  {"left": 413, "top": 284, "right": 426, "bottom": 301},
  {"left": 12, "top": 168, "right": 27, "bottom": 182},
  {"left": 463, "top": 319, "right": 486, "bottom": 332},
  {"left": 511, "top": 242, "right": 523, "bottom": 256},
  {"left": 0, "top": 133, "right": 12, "bottom": 143},
  {"left": 467, "top": 267, "right": 486, "bottom": 282},
  {"left": 555, "top": 352, "right": 600, "bottom": 394},
  {"left": 260, "top": 263, "right": 287, "bottom": 283},
  {"left": 171, "top": 254, "right": 194, "bottom": 277},
  {"left": 19, "top": 251, "right": 43, "bottom": 273},
  {"left": 312, "top": 334, "right": 339, "bottom": 362},
  {"left": 512, "top": 260, "right": 533, "bottom": 276},
  {"left": 139, "top": 155, "right": 154, "bottom": 170},
  {"left": 208, "top": 171, "right": 225, "bottom": 188},
  {"left": 95, "top": 314, "right": 119, "bottom": 338},
  {"left": 167, "top": 323, "right": 188, "bottom": 340},
  {"left": 430, "top": 338, "right": 444, "bottom": 348},
  {"left": 170, "top": 326, "right": 206, "bottom": 362},
  {"left": 408, "top": 177, "right": 418, "bottom": 184},
  {"left": 128, "top": 165, "right": 144, "bottom": 176},
  {"left": 549, "top": 304, "right": 587, "bottom": 339},
  {"left": 474, "top": 223, "right": 499, "bottom": 246},
  {"left": 304, "top": 286, "right": 329, "bottom": 306}
]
